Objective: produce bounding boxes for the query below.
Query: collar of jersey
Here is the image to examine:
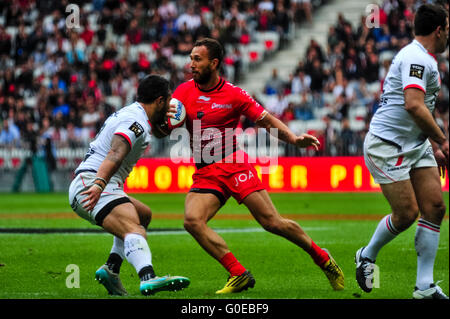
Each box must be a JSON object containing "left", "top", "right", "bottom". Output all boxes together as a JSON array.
[
  {"left": 195, "top": 77, "right": 225, "bottom": 92},
  {"left": 134, "top": 101, "right": 151, "bottom": 128},
  {"left": 413, "top": 39, "right": 437, "bottom": 61}
]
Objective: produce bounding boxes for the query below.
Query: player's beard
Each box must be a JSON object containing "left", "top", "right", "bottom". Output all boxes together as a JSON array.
[
  {"left": 151, "top": 100, "right": 168, "bottom": 126},
  {"left": 437, "top": 37, "right": 448, "bottom": 53},
  {"left": 193, "top": 66, "right": 213, "bottom": 85}
]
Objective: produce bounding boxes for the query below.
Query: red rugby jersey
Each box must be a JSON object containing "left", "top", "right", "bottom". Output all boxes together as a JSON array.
[{"left": 172, "top": 78, "right": 266, "bottom": 167}]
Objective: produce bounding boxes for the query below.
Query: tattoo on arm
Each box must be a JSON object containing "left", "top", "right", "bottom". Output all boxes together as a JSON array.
[{"left": 106, "top": 134, "right": 131, "bottom": 164}]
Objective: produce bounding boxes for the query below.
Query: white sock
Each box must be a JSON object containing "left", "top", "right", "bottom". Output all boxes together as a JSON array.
[
  {"left": 415, "top": 218, "right": 440, "bottom": 290},
  {"left": 124, "top": 233, "right": 153, "bottom": 275},
  {"left": 110, "top": 236, "right": 125, "bottom": 259},
  {"left": 362, "top": 214, "right": 400, "bottom": 261}
]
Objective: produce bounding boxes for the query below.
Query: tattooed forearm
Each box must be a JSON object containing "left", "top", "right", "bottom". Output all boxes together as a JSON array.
[
  {"left": 95, "top": 135, "right": 131, "bottom": 183},
  {"left": 106, "top": 135, "right": 131, "bottom": 164}
]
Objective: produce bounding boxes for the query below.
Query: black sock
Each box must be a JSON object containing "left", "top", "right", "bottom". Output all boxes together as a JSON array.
[
  {"left": 138, "top": 265, "right": 156, "bottom": 281},
  {"left": 106, "top": 253, "right": 123, "bottom": 274}
]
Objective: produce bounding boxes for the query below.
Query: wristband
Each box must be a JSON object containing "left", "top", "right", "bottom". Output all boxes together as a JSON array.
[
  {"left": 95, "top": 177, "right": 108, "bottom": 186},
  {"left": 92, "top": 183, "right": 104, "bottom": 192}
]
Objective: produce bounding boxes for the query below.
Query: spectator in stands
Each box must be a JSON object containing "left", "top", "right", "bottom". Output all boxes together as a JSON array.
[
  {"left": 112, "top": 5, "right": 130, "bottom": 36},
  {"left": 80, "top": 19, "right": 95, "bottom": 46},
  {"left": 373, "top": 23, "right": 392, "bottom": 52},
  {"left": 308, "top": 58, "right": 325, "bottom": 94},
  {"left": 0, "top": 0, "right": 445, "bottom": 162},
  {"left": 362, "top": 52, "right": 380, "bottom": 83},
  {"left": 281, "top": 102, "right": 296, "bottom": 123},
  {"left": 291, "top": 69, "right": 311, "bottom": 95},
  {"left": 81, "top": 96, "right": 101, "bottom": 139},
  {"left": 52, "top": 94, "right": 70, "bottom": 118},
  {"left": 67, "top": 31, "right": 87, "bottom": 66},
  {"left": 176, "top": 5, "right": 201, "bottom": 32},
  {"left": 274, "top": 0, "right": 291, "bottom": 48},
  {"left": 0, "top": 118, "right": 20, "bottom": 147},
  {"left": 66, "top": 122, "right": 83, "bottom": 148},
  {"left": 294, "top": 91, "right": 314, "bottom": 121},
  {"left": 257, "top": 0, "right": 275, "bottom": 31},
  {"left": 291, "top": 0, "right": 313, "bottom": 25},
  {"left": 158, "top": 0, "right": 178, "bottom": 22},
  {"left": 336, "top": 118, "right": 361, "bottom": 156},
  {"left": 264, "top": 68, "right": 285, "bottom": 95},
  {"left": 265, "top": 91, "right": 289, "bottom": 118},
  {"left": 126, "top": 18, "right": 143, "bottom": 45}
]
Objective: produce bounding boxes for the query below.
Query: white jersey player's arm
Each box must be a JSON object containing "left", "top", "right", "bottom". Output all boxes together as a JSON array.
[
  {"left": 404, "top": 88, "right": 448, "bottom": 145},
  {"left": 80, "top": 134, "right": 131, "bottom": 211},
  {"left": 96, "top": 134, "right": 131, "bottom": 182},
  {"left": 404, "top": 88, "right": 449, "bottom": 158}
]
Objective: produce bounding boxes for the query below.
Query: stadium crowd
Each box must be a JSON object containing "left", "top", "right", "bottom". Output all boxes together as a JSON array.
[
  {"left": 0, "top": 0, "right": 448, "bottom": 161},
  {"left": 260, "top": 0, "right": 449, "bottom": 156}
]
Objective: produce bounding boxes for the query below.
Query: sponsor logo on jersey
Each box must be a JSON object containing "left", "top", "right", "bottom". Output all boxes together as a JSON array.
[
  {"left": 129, "top": 122, "right": 144, "bottom": 137},
  {"left": 198, "top": 96, "right": 211, "bottom": 101},
  {"left": 409, "top": 64, "right": 424, "bottom": 79},
  {"left": 211, "top": 103, "right": 232, "bottom": 109}
]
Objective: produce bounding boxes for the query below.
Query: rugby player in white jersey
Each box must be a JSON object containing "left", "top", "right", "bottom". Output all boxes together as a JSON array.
[
  {"left": 68, "top": 74, "right": 190, "bottom": 296},
  {"left": 355, "top": 4, "right": 449, "bottom": 299}
]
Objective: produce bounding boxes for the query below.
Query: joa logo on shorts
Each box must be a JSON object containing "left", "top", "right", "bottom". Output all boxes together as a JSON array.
[{"left": 234, "top": 170, "right": 255, "bottom": 187}]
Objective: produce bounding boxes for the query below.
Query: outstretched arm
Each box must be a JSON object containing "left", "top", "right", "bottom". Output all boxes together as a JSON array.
[
  {"left": 81, "top": 134, "right": 131, "bottom": 211},
  {"left": 255, "top": 111, "right": 320, "bottom": 150}
]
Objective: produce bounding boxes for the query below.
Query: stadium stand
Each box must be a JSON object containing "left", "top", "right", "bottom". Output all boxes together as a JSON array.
[{"left": 0, "top": 0, "right": 448, "bottom": 176}]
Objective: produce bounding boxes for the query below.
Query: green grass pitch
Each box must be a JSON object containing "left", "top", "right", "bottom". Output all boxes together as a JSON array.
[{"left": 0, "top": 192, "right": 448, "bottom": 299}]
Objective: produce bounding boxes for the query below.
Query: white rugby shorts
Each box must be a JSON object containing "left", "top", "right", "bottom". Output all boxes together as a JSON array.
[
  {"left": 68, "top": 172, "right": 130, "bottom": 225},
  {"left": 364, "top": 132, "right": 437, "bottom": 184}
]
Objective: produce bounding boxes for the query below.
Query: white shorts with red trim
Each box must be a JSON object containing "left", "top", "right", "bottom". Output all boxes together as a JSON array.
[
  {"left": 364, "top": 132, "right": 436, "bottom": 184},
  {"left": 68, "top": 172, "right": 130, "bottom": 225}
]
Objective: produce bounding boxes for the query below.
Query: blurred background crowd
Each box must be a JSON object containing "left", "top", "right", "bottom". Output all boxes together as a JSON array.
[{"left": 0, "top": 0, "right": 448, "bottom": 164}]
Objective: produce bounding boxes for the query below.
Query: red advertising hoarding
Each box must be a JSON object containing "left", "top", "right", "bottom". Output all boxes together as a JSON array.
[{"left": 124, "top": 157, "right": 449, "bottom": 193}]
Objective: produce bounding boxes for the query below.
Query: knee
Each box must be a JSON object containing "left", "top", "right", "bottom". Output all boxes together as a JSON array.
[
  {"left": 434, "top": 201, "right": 447, "bottom": 221},
  {"left": 392, "top": 206, "right": 419, "bottom": 231},
  {"left": 183, "top": 216, "right": 205, "bottom": 234},
  {"left": 423, "top": 201, "right": 447, "bottom": 224},
  {"left": 123, "top": 222, "right": 147, "bottom": 240},
  {"left": 260, "top": 217, "right": 284, "bottom": 234}
]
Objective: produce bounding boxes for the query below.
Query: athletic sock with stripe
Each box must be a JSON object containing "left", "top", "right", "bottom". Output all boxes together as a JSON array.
[
  {"left": 362, "top": 214, "right": 400, "bottom": 261},
  {"left": 415, "top": 218, "right": 440, "bottom": 290}
]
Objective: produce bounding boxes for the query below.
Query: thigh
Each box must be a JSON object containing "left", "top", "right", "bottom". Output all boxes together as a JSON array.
[
  {"left": 380, "top": 179, "right": 419, "bottom": 221},
  {"left": 102, "top": 202, "right": 143, "bottom": 240},
  {"left": 242, "top": 189, "right": 280, "bottom": 224},
  {"left": 410, "top": 167, "right": 445, "bottom": 223},
  {"left": 219, "top": 163, "right": 265, "bottom": 204},
  {"left": 129, "top": 196, "right": 152, "bottom": 228},
  {"left": 184, "top": 192, "right": 222, "bottom": 223}
]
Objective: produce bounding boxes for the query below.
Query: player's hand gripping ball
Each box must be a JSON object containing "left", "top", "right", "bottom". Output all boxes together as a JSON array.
[{"left": 167, "top": 98, "right": 186, "bottom": 130}]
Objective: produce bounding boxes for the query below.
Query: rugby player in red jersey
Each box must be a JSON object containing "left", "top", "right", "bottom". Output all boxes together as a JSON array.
[{"left": 170, "top": 38, "right": 344, "bottom": 293}]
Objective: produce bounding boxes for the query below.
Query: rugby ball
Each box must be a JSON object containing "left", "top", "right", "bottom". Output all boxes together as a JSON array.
[{"left": 167, "top": 98, "right": 186, "bottom": 130}]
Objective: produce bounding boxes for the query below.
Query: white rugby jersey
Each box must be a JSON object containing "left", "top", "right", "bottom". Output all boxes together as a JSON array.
[
  {"left": 370, "top": 39, "right": 441, "bottom": 151},
  {"left": 75, "top": 102, "right": 151, "bottom": 182}
]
